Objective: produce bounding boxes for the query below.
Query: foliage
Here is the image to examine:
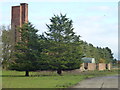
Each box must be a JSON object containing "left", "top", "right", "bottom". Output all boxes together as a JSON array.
[
  {"left": 1, "top": 25, "right": 15, "bottom": 69},
  {"left": 9, "top": 22, "right": 40, "bottom": 76},
  {"left": 99, "top": 58, "right": 105, "bottom": 63},
  {"left": 1, "top": 13, "right": 114, "bottom": 75},
  {"left": 45, "top": 14, "right": 82, "bottom": 74},
  {"left": 79, "top": 40, "right": 114, "bottom": 63},
  {"left": 112, "top": 59, "right": 117, "bottom": 66},
  {"left": 0, "top": 29, "right": 2, "bottom": 65},
  {"left": 43, "top": 14, "right": 83, "bottom": 75},
  {"left": 45, "top": 14, "right": 80, "bottom": 43}
]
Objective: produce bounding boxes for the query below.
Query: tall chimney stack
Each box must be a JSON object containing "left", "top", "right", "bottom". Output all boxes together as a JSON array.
[
  {"left": 20, "top": 3, "right": 28, "bottom": 26},
  {"left": 11, "top": 3, "right": 28, "bottom": 42}
]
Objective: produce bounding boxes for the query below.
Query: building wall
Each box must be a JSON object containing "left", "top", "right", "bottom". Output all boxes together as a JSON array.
[
  {"left": 80, "top": 63, "right": 110, "bottom": 71},
  {"left": 106, "top": 63, "right": 111, "bottom": 70},
  {"left": 88, "top": 63, "right": 96, "bottom": 70},
  {"left": 80, "top": 63, "right": 85, "bottom": 71},
  {"left": 84, "top": 63, "right": 88, "bottom": 70},
  {"left": 80, "top": 63, "right": 96, "bottom": 71},
  {"left": 98, "top": 63, "right": 106, "bottom": 70}
]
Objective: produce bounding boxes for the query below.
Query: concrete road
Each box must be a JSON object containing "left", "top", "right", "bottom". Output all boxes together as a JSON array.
[{"left": 72, "top": 75, "right": 119, "bottom": 88}]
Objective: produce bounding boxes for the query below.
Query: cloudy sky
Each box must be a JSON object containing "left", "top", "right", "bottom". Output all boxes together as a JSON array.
[{"left": 0, "top": 0, "right": 118, "bottom": 59}]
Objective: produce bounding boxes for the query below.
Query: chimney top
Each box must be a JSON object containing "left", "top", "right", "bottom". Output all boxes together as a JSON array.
[{"left": 20, "top": 3, "right": 28, "bottom": 5}]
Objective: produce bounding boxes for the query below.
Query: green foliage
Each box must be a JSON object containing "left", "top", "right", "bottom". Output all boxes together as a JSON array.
[
  {"left": 112, "top": 59, "right": 117, "bottom": 66},
  {"left": 0, "top": 29, "right": 2, "bottom": 64},
  {"left": 1, "top": 13, "right": 114, "bottom": 75},
  {"left": 1, "top": 25, "right": 15, "bottom": 69},
  {"left": 9, "top": 22, "right": 40, "bottom": 75},
  {"left": 45, "top": 14, "right": 80, "bottom": 42},
  {"left": 43, "top": 14, "right": 83, "bottom": 74},
  {"left": 99, "top": 58, "right": 105, "bottom": 63},
  {"left": 79, "top": 40, "right": 114, "bottom": 63}
]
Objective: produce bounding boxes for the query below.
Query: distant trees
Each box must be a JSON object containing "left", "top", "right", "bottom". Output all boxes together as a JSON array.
[
  {"left": 112, "top": 58, "right": 117, "bottom": 66},
  {"left": 0, "top": 29, "right": 2, "bottom": 66},
  {"left": 79, "top": 40, "right": 114, "bottom": 63},
  {"left": 1, "top": 25, "right": 15, "bottom": 69}
]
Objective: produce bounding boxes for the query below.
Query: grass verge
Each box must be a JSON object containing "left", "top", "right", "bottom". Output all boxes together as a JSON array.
[{"left": 2, "top": 69, "right": 119, "bottom": 88}]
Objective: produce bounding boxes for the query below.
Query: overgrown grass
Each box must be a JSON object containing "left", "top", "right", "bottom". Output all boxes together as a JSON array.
[{"left": 2, "top": 69, "right": 119, "bottom": 88}]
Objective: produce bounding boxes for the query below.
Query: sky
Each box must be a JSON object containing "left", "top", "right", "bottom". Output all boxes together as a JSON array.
[{"left": 0, "top": 0, "right": 118, "bottom": 59}]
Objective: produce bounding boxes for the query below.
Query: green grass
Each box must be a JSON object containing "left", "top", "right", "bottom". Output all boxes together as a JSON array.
[
  {"left": 2, "top": 69, "right": 119, "bottom": 88},
  {"left": 0, "top": 67, "right": 2, "bottom": 89}
]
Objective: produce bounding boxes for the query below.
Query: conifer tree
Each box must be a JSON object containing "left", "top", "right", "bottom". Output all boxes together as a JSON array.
[
  {"left": 44, "top": 14, "right": 83, "bottom": 75},
  {"left": 9, "top": 22, "right": 40, "bottom": 76}
]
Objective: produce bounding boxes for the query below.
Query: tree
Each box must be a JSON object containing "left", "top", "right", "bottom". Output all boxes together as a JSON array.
[
  {"left": 0, "top": 29, "right": 2, "bottom": 65},
  {"left": 43, "top": 14, "right": 83, "bottom": 75},
  {"left": 99, "top": 58, "right": 105, "bottom": 63},
  {"left": 104, "top": 47, "right": 114, "bottom": 63},
  {"left": 9, "top": 22, "right": 40, "bottom": 76},
  {"left": 112, "top": 58, "right": 117, "bottom": 66},
  {"left": 79, "top": 40, "right": 114, "bottom": 64},
  {"left": 1, "top": 25, "right": 15, "bottom": 69}
]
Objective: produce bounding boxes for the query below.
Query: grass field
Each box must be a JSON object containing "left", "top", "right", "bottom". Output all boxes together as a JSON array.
[{"left": 2, "top": 69, "right": 118, "bottom": 88}]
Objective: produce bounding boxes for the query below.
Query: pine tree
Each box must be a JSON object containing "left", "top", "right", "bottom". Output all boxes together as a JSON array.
[
  {"left": 9, "top": 22, "right": 40, "bottom": 76},
  {"left": 44, "top": 14, "right": 83, "bottom": 75}
]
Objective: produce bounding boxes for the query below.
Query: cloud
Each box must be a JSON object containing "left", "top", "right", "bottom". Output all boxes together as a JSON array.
[
  {"left": 73, "top": 13, "right": 118, "bottom": 58},
  {"left": 31, "top": 3, "right": 118, "bottom": 58},
  {"left": 88, "top": 6, "right": 111, "bottom": 11}
]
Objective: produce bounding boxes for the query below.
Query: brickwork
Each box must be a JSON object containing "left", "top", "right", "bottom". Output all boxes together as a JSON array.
[
  {"left": 11, "top": 3, "right": 28, "bottom": 43},
  {"left": 106, "top": 63, "right": 111, "bottom": 70},
  {"left": 98, "top": 63, "right": 106, "bottom": 70},
  {"left": 80, "top": 63, "right": 85, "bottom": 71},
  {"left": 80, "top": 63, "right": 110, "bottom": 71},
  {"left": 84, "top": 63, "right": 88, "bottom": 70},
  {"left": 20, "top": 3, "right": 28, "bottom": 25},
  {"left": 87, "top": 63, "right": 96, "bottom": 70}
]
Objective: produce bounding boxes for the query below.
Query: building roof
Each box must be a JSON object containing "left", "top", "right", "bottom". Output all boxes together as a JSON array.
[{"left": 81, "top": 57, "right": 95, "bottom": 63}]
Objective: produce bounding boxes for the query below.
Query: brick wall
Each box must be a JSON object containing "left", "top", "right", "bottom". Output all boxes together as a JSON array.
[
  {"left": 98, "top": 63, "right": 106, "bottom": 70},
  {"left": 84, "top": 63, "right": 88, "bottom": 70},
  {"left": 80, "top": 63, "right": 96, "bottom": 71},
  {"left": 80, "top": 63, "right": 112, "bottom": 71},
  {"left": 87, "top": 63, "right": 96, "bottom": 70},
  {"left": 106, "top": 63, "right": 111, "bottom": 70},
  {"left": 80, "top": 63, "right": 85, "bottom": 71}
]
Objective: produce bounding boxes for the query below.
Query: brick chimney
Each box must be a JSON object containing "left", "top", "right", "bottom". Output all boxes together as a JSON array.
[
  {"left": 11, "top": 3, "right": 28, "bottom": 42},
  {"left": 20, "top": 3, "right": 28, "bottom": 26}
]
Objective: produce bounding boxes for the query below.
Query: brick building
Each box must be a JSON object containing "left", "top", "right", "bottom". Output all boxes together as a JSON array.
[
  {"left": 11, "top": 3, "right": 28, "bottom": 43},
  {"left": 80, "top": 57, "right": 111, "bottom": 71}
]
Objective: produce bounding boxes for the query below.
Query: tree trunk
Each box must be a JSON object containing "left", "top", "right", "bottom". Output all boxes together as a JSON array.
[
  {"left": 57, "top": 69, "right": 62, "bottom": 75},
  {"left": 25, "top": 71, "right": 29, "bottom": 76}
]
